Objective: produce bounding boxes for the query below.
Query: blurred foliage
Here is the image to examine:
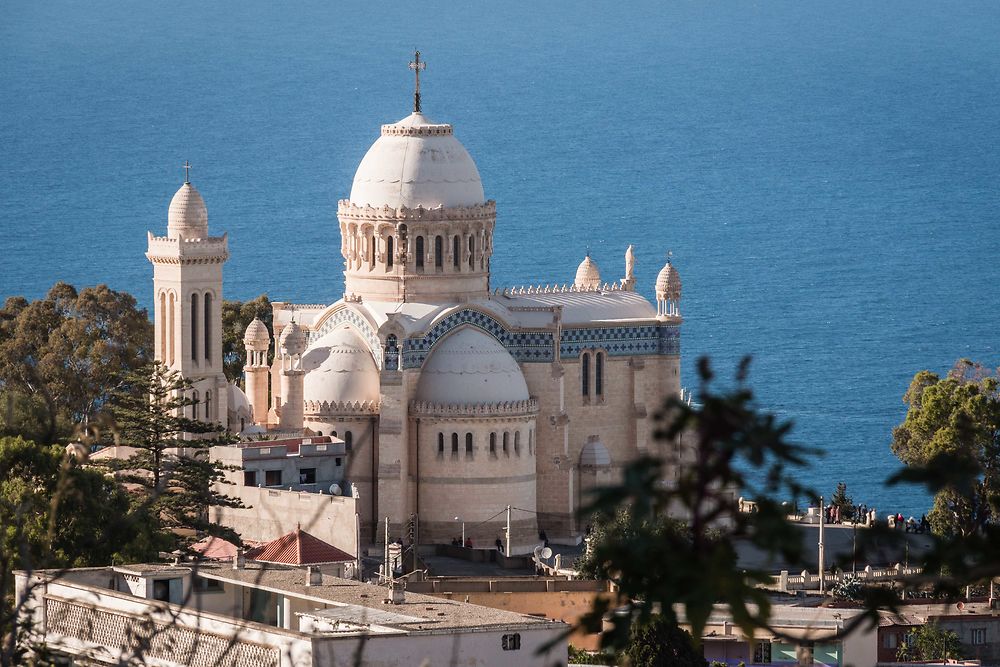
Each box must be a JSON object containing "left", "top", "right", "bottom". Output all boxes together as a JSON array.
[
  {"left": 895, "top": 622, "right": 962, "bottom": 661},
  {"left": 623, "top": 615, "right": 706, "bottom": 667}
]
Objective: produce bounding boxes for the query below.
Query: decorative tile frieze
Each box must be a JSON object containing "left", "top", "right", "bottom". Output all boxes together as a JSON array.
[{"left": 309, "top": 307, "right": 383, "bottom": 369}]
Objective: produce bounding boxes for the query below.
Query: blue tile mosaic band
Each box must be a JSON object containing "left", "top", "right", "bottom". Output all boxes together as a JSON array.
[
  {"left": 310, "top": 307, "right": 384, "bottom": 369},
  {"left": 400, "top": 308, "right": 680, "bottom": 368}
]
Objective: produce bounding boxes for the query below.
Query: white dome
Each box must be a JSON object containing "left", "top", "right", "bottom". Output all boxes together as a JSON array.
[
  {"left": 228, "top": 382, "right": 250, "bottom": 415},
  {"left": 574, "top": 255, "right": 601, "bottom": 289},
  {"left": 244, "top": 318, "right": 270, "bottom": 350},
  {"left": 655, "top": 260, "right": 681, "bottom": 298},
  {"left": 349, "top": 112, "right": 485, "bottom": 209},
  {"left": 415, "top": 327, "right": 529, "bottom": 405},
  {"left": 279, "top": 322, "right": 307, "bottom": 356},
  {"left": 302, "top": 325, "right": 380, "bottom": 405},
  {"left": 167, "top": 182, "right": 208, "bottom": 238}
]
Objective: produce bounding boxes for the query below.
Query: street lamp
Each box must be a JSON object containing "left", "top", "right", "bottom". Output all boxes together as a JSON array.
[{"left": 454, "top": 516, "right": 465, "bottom": 546}]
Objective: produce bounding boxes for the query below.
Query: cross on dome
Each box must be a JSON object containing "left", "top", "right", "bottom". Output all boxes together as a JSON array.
[
  {"left": 183, "top": 160, "right": 192, "bottom": 184},
  {"left": 409, "top": 50, "right": 427, "bottom": 113}
]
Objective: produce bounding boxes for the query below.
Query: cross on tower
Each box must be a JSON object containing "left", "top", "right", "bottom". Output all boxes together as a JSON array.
[
  {"left": 409, "top": 50, "right": 426, "bottom": 113},
  {"left": 183, "top": 160, "right": 192, "bottom": 184}
]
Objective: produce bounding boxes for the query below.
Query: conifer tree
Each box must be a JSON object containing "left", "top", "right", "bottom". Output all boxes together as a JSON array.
[{"left": 106, "top": 362, "right": 245, "bottom": 547}]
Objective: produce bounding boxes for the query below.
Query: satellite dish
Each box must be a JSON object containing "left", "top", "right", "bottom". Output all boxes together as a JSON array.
[
  {"left": 328, "top": 483, "right": 342, "bottom": 496},
  {"left": 540, "top": 546, "right": 553, "bottom": 560}
]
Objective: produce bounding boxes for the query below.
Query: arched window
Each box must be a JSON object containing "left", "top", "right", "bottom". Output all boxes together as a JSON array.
[
  {"left": 415, "top": 236, "right": 425, "bottom": 270},
  {"left": 514, "top": 431, "right": 521, "bottom": 456},
  {"left": 451, "top": 433, "right": 459, "bottom": 455},
  {"left": 489, "top": 433, "right": 497, "bottom": 457},
  {"left": 595, "top": 352, "right": 604, "bottom": 397},
  {"left": 240, "top": 417, "right": 245, "bottom": 432},
  {"left": 205, "top": 390, "right": 212, "bottom": 421},
  {"left": 465, "top": 433, "right": 473, "bottom": 456},
  {"left": 453, "top": 235, "right": 460, "bottom": 269},
  {"left": 190, "top": 293, "right": 199, "bottom": 361},
  {"left": 159, "top": 292, "right": 166, "bottom": 361},
  {"left": 370, "top": 235, "right": 376, "bottom": 269},
  {"left": 528, "top": 428, "right": 534, "bottom": 455},
  {"left": 434, "top": 236, "right": 443, "bottom": 268},
  {"left": 468, "top": 235, "right": 475, "bottom": 270},
  {"left": 386, "top": 235, "right": 394, "bottom": 269},
  {"left": 581, "top": 352, "right": 590, "bottom": 397},
  {"left": 502, "top": 432, "right": 509, "bottom": 456},
  {"left": 192, "top": 390, "right": 199, "bottom": 420},
  {"left": 168, "top": 292, "right": 175, "bottom": 366},
  {"left": 204, "top": 293, "right": 212, "bottom": 361},
  {"left": 438, "top": 433, "right": 444, "bottom": 456},
  {"left": 332, "top": 430, "right": 338, "bottom": 437},
  {"left": 345, "top": 431, "right": 353, "bottom": 451}
]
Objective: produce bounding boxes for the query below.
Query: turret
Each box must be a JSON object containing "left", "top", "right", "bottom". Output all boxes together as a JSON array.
[
  {"left": 278, "top": 321, "right": 306, "bottom": 430},
  {"left": 655, "top": 257, "right": 682, "bottom": 318},
  {"left": 574, "top": 254, "right": 601, "bottom": 290},
  {"left": 243, "top": 318, "right": 271, "bottom": 425}
]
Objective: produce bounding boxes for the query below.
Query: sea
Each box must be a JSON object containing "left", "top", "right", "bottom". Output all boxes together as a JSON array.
[{"left": 2, "top": 0, "right": 999, "bottom": 518}]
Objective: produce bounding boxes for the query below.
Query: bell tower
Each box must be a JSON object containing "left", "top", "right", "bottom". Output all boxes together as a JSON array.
[{"left": 146, "top": 163, "right": 230, "bottom": 427}]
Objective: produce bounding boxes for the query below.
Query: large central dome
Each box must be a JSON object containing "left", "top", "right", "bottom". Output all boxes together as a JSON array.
[{"left": 349, "top": 112, "right": 485, "bottom": 209}]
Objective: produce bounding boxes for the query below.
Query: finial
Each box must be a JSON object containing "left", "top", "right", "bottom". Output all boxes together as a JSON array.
[
  {"left": 585, "top": 245, "right": 591, "bottom": 258},
  {"left": 409, "top": 50, "right": 427, "bottom": 113},
  {"left": 182, "top": 160, "right": 192, "bottom": 184},
  {"left": 667, "top": 250, "right": 673, "bottom": 264}
]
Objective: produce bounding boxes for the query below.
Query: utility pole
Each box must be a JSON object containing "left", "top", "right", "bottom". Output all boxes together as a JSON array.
[
  {"left": 384, "top": 516, "right": 389, "bottom": 585},
  {"left": 505, "top": 505, "right": 512, "bottom": 557},
  {"left": 818, "top": 495, "right": 826, "bottom": 594}
]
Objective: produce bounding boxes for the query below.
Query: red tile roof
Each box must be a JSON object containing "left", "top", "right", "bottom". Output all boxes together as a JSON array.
[
  {"left": 246, "top": 528, "right": 354, "bottom": 565},
  {"left": 191, "top": 536, "right": 239, "bottom": 561}
]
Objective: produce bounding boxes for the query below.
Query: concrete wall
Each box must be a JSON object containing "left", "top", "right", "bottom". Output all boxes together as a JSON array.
[
  {"left": 429, "top": 589, "right": 609, "bottom": 651},
  {"left": 312, "top": 625, "right": 566, "bottom": 667},
  {"left": 210, "top": 485, "right": 358, "bottom": 558}
]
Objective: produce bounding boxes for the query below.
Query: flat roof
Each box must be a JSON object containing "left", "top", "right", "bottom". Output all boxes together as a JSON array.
[{"left": 195, "top": 562, "right": 563, "bottom": 633}]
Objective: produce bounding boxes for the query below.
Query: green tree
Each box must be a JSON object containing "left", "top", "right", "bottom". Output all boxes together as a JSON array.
[
  {"left": 106, "top": 362, "right": 245, "bottom": 548},
  {"left": 623, "top": 615, "right": 706, "bottom": 667},
  {"left": 221, "top": 294, "right": 272, "bottom": 383},
  {"left": 0, "top": 436, "right": 165, "bottom": 665},
  {"left": 831, "top": 481, "right": 854, "bottom": 521},
  {"left": 0, "top": 283, "right": 152, "bottom": 444},
  {"left": 891, "top": 360, "right": 1000, "bottom": 537},
  {"left": 895, "top": 623, "right": 962, "bottom": 661},
  {"left": 576, "top": 507, "right": 691, "bottom": 581}
]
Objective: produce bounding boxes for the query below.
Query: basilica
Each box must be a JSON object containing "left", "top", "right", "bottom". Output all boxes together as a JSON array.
[{"left": 145, "top": 64, "right": 684, "bottom": 547}]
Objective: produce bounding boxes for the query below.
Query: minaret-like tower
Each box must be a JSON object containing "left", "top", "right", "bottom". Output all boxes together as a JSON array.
[
  {"left": 243, "top": 318, "right": 271, "bottom": 425},
  {"left": 146, "top": 166, "right": 229, "bottom": 427},
  {"left": 277, "top": 321, "right": 306, "bottom": 430}
]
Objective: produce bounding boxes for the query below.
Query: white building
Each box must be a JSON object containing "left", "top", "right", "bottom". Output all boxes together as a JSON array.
[
  {"left": 16, "top": 562, "right": 567, "bottom": 666},
  {"left": 149, "top": 57, "right": 686, "bottom": 549}
]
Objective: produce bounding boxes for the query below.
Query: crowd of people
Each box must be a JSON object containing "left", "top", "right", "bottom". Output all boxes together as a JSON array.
[{"left": 822, "top": 503, "right": 931, "bottom": 533}]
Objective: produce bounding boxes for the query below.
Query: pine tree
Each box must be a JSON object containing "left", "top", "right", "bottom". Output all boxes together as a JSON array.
[
  {"left": 831, "top": 481, "right": 854, "bottom": 520},
  {"left": 106, "top": 362, "right": 245, "bottom": 547}
]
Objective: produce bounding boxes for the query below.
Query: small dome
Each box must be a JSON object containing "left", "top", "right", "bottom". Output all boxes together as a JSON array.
[
  {"left": 579, "top": 438, "right": 611, "bottom": 467},
  {"left": 655, "top": 260, "right": 682, "bottom": 299},
  {"left": 574, "top": 255, "right": 601, "bottom": 289},
  {"left": 415, "top": 327, "right": 529, "bottom": 405},
  {"left": 167, "top": 182, "right": 208, "bottom": 238},
  {"left": 279, "top": 321, "right": 307, "bottom": 356},
  {"left": 349, "top": 112, "right": 486, "bottom": 209},
  {"left": 228, "top": 382, "right": 250, "bottom": 415},
  {"left": 302, "top": 325, "right": 380, "bottom": 405},
  {"left": 244, "top": 318, "right": 270, "bottom": 350}
]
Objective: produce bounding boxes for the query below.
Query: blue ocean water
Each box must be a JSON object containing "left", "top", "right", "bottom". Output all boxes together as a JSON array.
[{"left": 2, "top": 0, "right": 999, "bottom": 517}]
